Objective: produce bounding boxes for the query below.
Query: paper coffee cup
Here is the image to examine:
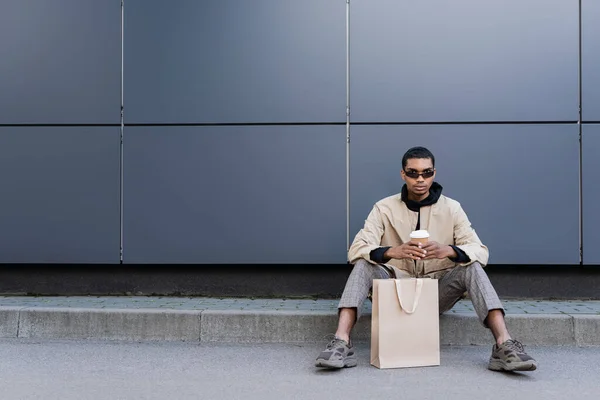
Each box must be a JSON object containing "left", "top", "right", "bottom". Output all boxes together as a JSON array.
[{"left": 410, "top": 230, "right": 429, "bottom": 244}]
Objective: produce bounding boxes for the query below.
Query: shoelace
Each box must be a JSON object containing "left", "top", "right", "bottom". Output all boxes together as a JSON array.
[
  {"left": 326, "top": 338, "right": 346, "bottom": 350},
  {"left": 322, "top": 334, "right": 348, "bottom": 350},
  {"left": 505, "top": 339, "right": 525, "bottom": 353}
]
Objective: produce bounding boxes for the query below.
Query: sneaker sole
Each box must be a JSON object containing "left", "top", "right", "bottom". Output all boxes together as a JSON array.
[
  {"left": 315, "top": 357, "right": 358, "bottom": 369},
  {"left": 488, "top": 359, "right": 537, "bottom": 372}
]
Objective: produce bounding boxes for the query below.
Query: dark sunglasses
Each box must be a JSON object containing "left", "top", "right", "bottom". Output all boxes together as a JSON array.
[{"left": 404, "top": 169, "right": 435, "bottom": 179}]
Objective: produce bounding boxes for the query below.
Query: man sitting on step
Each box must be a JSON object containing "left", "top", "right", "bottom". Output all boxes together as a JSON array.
[{"left": 315, "top": 146, "right": 537, "bottom": 372}]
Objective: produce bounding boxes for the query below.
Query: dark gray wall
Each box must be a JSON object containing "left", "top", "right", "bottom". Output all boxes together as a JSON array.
[
  {"left": 124, "top": 0, "right": 345, "bottom": 123},
  {"left": 350, "top": 0, "right": 579, "bottom": 122},
  {"left": 582, "top": 0, "right": 600, "bottom": 121},
  {"left": 0, "top": 127, "right": 120, "bottom": 263},
  {"left": 0, "top": 0, "right": 121, "bottom": 124},
  {"left": 350, "top": 125, "right": 579, "bottom": 264},
  {"left": 123, "top": 126, "right": 346, "bottom": 263},
  {"left": 0, "top": 0, "right": 598, "bottom": 265},
  {"left": 583, "top": 125, "right": 600, "bottom": 264}
]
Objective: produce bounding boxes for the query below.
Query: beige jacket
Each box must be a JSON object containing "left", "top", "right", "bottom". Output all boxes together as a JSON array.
[{"left": 348, "top": 193, "right": 489, "bottom": 278}]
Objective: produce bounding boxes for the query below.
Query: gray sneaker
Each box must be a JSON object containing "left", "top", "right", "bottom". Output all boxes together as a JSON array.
[
  {"left": 315, "top": 337, "right": 357, "bottom": 369},
  {"left": 488, "top": 339, "right": 537, "bottom": 372}
]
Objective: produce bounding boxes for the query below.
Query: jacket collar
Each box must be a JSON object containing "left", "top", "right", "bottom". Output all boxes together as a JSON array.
[{"left": 401, "top": 182, "right": 443, "bottom": 212}]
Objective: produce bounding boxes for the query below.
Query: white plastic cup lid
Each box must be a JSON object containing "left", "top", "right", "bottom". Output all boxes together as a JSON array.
[{"left": 409, "top": 230, "right": 430, "bottom": 239}]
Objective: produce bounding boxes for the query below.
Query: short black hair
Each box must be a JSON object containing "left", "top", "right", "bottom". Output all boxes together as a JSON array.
[{"left": 402, "top": 146, "right": 435, "bottom": 169}]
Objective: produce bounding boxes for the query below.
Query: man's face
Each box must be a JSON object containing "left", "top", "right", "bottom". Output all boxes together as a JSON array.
[{"left": 401, "top": 157, "right": 436, "bottom": 200}]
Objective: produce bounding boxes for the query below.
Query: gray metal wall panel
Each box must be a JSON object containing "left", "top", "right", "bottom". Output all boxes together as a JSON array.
[
  {"left": 583, "top": 125, "right": 600, "bottom": 264},
  {"left": 0, "top": 127, "right": 120, "bottom": 263},
  {"left": 0, "top": 0, "right": 121, "bottom": 124},
  {"left": 582, "top": 0, "right": 600, "bottom": 121},
  {"left": 350, "top": 0, "right": 579, "bottom": 123},
  {"left": 350, "top": 124, "right": 579, "bottom": 264},
  {"left": 124, "top": 0, "right": 345, "bottom": 124},
  {"left": 123, "top": 126, "right": 346, "bottom": 263}
]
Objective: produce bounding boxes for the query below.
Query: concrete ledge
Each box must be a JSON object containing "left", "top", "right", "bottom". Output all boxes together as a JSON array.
[
  {"left": 574, "top": 315, "right": 600, "bottom": 346},
  {"left": 439, "top": 314, "right": 491, "bottom": 345},
  {"left": 504, "top": 314, "right": 575, "bottom": 345},
  {"left": 18, "top": 308, "right": 201, "bottom": 341},
  {"left": 6, "top": 308, "right": 599, "bottom": 345},
  {"left": 0, "top": 307, "right": 21, "bottom": 338},
  {"left": 303, "top": 314, "right": 566, "bottom": 346},
  {"left": 200, "top": 310, "right": 339, "bottom": 343},
  {"left": 200, "top": 310, "right": 600, "bottom": 346},
  {"left": 438, "top": 314, "right": 579, "bottom": 346},
  {"left": 200, "top": 311, "right": 593, "bottom": 346}
]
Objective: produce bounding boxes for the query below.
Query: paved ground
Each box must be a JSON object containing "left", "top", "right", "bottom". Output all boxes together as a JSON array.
[
  {"left": 1, "top": 296, "right": 599, "bottom": 314},
  {"left": 0, "top": 339, "right": 597, "bottom": 400}
]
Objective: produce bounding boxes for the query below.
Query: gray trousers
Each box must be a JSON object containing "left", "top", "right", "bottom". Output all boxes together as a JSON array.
[{"left": 339, "top": 259, "right": 504, "bottom": 327}]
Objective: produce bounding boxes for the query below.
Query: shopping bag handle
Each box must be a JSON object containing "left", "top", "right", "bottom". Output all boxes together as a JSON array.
[{"left": 394, "top": 279, "right": 424, "bottom": 314}]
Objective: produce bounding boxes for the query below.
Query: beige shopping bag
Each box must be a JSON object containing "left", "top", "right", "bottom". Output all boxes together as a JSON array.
[{"left": 370, "top": 278, "right": 440, "bottom": 369}]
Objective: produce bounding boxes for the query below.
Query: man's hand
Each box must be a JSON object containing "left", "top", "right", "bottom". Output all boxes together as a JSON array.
[
  {"left": 422, "top": 241, "right": 456, "bottom": 260},
  {"left": 384, "top": 242, "right": 428, "bottom": 261}
]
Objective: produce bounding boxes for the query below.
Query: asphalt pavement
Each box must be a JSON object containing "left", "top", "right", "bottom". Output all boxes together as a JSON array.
[{"left": 0, "top": 339, "right": 597, "bottom": 400}]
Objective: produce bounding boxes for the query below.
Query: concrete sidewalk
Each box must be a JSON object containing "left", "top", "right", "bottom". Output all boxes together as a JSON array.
[{"left": 0, "top": 296, "right": 599, "bottom": 346}]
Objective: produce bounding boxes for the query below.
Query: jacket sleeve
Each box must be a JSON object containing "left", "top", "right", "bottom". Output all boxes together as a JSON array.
[
  {"left": 348, "top": 204, "right": 386, "bottom": 264},
  {"left": 453, "top": 203, "right": 489, "bottom": 267}
]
